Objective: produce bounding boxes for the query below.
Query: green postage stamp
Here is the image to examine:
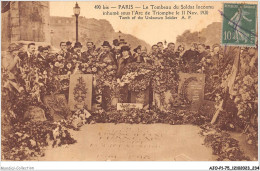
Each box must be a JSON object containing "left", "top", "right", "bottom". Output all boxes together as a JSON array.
[{"left": 222, "top": 3, "right": 257, "bottom": 46}]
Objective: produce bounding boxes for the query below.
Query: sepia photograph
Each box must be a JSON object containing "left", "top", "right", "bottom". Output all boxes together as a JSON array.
[{"left": 0, "top": 0, "right": 258, "bottom": 169}]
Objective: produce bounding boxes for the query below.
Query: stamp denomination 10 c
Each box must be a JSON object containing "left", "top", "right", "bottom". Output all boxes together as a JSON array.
[{"left": 222, "top": 3, "right": 257, "bottom": 47}]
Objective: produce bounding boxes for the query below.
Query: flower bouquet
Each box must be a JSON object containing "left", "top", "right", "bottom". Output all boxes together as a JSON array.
[
  {"left": 2, "top": 121, "right": 76, "bottom": 161},
  {"left": 95, "top": 57, "right": 118, "bottom": 110},
  {"left": 118, "top": 62, "right": 154, "bottom": 105},
  {"left": 78, "top": 56, "right": 99, "bottom": 74},
  {"left": 151, "top": 63, "right": 179, "bottom": 111}
]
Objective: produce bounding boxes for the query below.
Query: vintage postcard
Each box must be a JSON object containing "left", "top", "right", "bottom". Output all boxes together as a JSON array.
[{"left": 1, "top": 0, "right": 258, "bottom": 169}]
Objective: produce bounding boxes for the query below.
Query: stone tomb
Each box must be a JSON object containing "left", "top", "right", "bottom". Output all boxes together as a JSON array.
[
  {"left": 178, "top": 73, "right": 205, "bottom": 110},
  {"left": 68, "top": 74, "right": 93, "bottom": 111},
  {"left": 39, "top": 124, "right": 215, "bottom": 161}
]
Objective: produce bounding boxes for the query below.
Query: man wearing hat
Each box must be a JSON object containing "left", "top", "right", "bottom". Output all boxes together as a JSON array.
[
  {"left": 2, "top": 43, "right": 24, "bottom": 93},
  {"left": 66, "top": 41, "right": 74, "bottom": 53},
  {"left": 117, "top": 45, "right": 133, "bottom": 103},
  {"left": 163, "top": 42, "right": 176, "bottom": 64},
  {"left": 84, "top": 41, "right": 95, "bottom": 58},
  {"left": 99, "top": 41, "right": 118, "bottom": 67},
  {"left": 133, "top": 45, "right": 144, "bottom": 63},
  {"left": 99, "top": 41, "right": 118, "bottom": 110},
  {"left": 2, "top": 43, "right": 22, "bottom": 72},
  {"left": 111, "top": 39, "right": 121, "bottom": 66},
  {"left": 119, "top": 39, "right": 127, "bottom": 46},
  {"left": 117, "top": 45, "right": 133, "bottom": 78},
  {"left": 36, "top": 46, "right": 50, "bottom": 72},
  {"left": 56, "top": 42, "right": 71, "bottom": 61},
  {"left": 113, "top": 39, "right": 119, "bottom": 47},
  {"left": 73, "top": 42, "right": 85, "bottom": 60}
]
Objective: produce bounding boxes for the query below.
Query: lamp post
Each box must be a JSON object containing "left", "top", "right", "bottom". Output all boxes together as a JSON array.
[
  {"left": 50, "top": 30, "right": 54, "bottom": 45},
  {"left": 73, "top": 2, "right": 80, "bottom": 42}
]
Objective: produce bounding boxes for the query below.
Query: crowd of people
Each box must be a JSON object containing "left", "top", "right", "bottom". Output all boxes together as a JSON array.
[
  {"left": 2, "top": 38, "right": 225, "bottom": 109},
  {"left": 2, "top": 39, "right": 223, "bottom": 77}
]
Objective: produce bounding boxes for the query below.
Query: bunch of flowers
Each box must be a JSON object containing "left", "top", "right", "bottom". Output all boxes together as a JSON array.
[
  {"left": 2, "top": 121, "right": 76, "bottom": 161},
  {"left": 121, "top": 62, "right": 154, "bottom": 92},
  {"left": 230, "top": 53, "right": 258, "bottom": 147},
  {"left": 88, "top": 108, "right": 208, "bottom": 126},
  {"left": 1, "top": 69, "right": 21, "bottom": 136},
  {"left": 19, "top": 67, "right": 59, "bottom": 102},
  {"left": 78, "top": 56, "right": 99, "bottom": 74},
  {"left": 96, "top": 57, "right": 117, "bottom": 91},
  {"left": 201, "top": 125, "right": 250, "bottom": 161},
  {"left": 232, "top": 74, "right": 257, "bottom": 122},
  {"left": 49, "top": 54, "right": 76, "bottom": 75},
  {"left": 213, "top": 47, "right": 258, "bottom": 148},
  {"left": 60, "top": 109, "right": 92, "bottom": 130},
  {"left": 151, "top": 65, "right": 179, "bottom": 94}
]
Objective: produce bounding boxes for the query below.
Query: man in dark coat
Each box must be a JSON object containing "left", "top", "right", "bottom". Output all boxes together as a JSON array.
[
  {"left": 111, "top": 39, "right": 121, "bottom": 65},
  {"left": 66, "top": 41, "right": 74, "bottom": 53},
  {"left": 163, "top": 43, "right": 176, "bottom": 59},
  {"left": 182, "top": 43, "right": 199, "bottom": 72},
  {"left": 133, "top": 45, "right": 144, "bottom": 63},
  {"left": 98, "top": 41, "right": 118, "bottom": 110},
  {"left": 99, "top": 41, "right": 118, "bottom": 66},
  {"left": 197, "top": 44, "right": 208, "bottom": 63},
  {"left": 19, "top": 42, "right": 37, "bottom": 68},
  {"left": 57, "top": 42, "right": 71, "bottom": 61},
  {"left": 117, "top": 45, "right": 133, "bottom": 78},
  {"left": 36, "top": 46, "right": 50, "bottom": 72},
  {"left": 84, "top": 41, "right": 95, "bottom": 57},
  {"left": 157, "top": 42, "right": 164, "bottom": 54}
]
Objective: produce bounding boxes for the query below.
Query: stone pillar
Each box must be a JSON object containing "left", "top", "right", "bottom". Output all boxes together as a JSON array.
[
  {"left": 1, "top": 1, "right": 51, "bottom": 50},
  {"left": 10, "top": 2, "right": 20, "bottom": 42}
]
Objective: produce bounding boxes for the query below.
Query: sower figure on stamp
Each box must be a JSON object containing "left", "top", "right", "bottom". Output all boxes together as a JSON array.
[{"left": 228, "top": 6, "right": 252, "bottom": 43}]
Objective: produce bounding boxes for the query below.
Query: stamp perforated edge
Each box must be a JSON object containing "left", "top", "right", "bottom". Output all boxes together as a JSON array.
[{"left": 220, "top": 3, "right": 257, "bottom": 47}]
